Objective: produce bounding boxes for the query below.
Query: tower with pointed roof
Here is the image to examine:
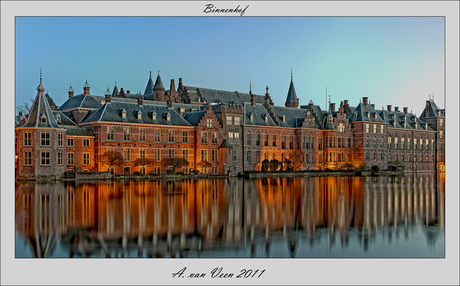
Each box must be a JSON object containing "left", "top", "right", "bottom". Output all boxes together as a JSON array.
[
  {"left": 15, "top": 70, "right": 67, "bottom": 180},
  {"left": 419, "top": 97, "right": 445, "bottom": 171},
  {"left": 285, "top": 70, "right": 299, "bottom": 108},
  {"left": 153, "top": 71, "right": 165, "bottom": 101}
]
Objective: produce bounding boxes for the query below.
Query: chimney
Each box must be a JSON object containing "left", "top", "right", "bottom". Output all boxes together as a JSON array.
[
  {"left": 83, "top": 81, "right": 90, "bottom": 95},
  {"left": 119, "top": 88, "right": 125, "bottom": 98},
  {"left": 104, "top": 88, "right": 111, "bottom": 103},
  {"left": 251, "top": 93, "right": 256, "bottom": 107},
  {"left": 394, "top": 106, "right": 399, "bottom": 112},
  {"left": 329, "top": 102, "right": 335, "bottom": 113},
  {"left": 344, "top": 100, "right": 349, "bottom": 107},
  {"left": 138, "top": 97, "right": 143, "bottom": 106},
  {"left": 127, "top": 90, "right": 130, "bottom": 95},
  {"left": 362, "top": 97, "right": 368, "bottom": 106},
  {"left": 179, "top": 78, "right": 182, "bottom": 84},
  {"left": 387, "top": 105, "right": 392, "bottom": 111},
  {"left": 170, "top": 79, "right": 175, "bottom": 91},
  {"left": 403, "top": 107, "right": 408, "bottom": 114},
  {"left": 167, "top": 100, "right": 172, "bottom": 108},
  {"left": 68, "top": 85, "right": 74, "bottom": 98},
  {"left": 370, "top": 104, "right": 375, "bottom": 109}
]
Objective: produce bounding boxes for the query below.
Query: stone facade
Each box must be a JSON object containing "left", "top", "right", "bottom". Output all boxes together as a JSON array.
[{"left": 15, "top": 71, "right": 446, "bottom": 180}]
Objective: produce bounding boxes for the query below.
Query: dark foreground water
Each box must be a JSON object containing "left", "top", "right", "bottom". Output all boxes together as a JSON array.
[{"left": 15, "top": 173, "right": 445, "bottom": 258}]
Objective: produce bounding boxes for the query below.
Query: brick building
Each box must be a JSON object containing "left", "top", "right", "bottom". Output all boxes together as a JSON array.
[{"left": 15, "top": 70, "right": 445, "bottom": 180}]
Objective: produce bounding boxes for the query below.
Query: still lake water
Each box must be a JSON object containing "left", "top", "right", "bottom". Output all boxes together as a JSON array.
[{"left": 15, "top": 173, "right": 445, "bottom": 258}]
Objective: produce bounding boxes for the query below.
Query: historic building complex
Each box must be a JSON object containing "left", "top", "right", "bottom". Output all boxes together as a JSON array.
[{"left": 15, "top": 71, "right": 445, "bottom": 180}]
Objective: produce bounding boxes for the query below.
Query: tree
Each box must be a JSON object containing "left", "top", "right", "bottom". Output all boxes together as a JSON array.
[
  {"left": 371, "top": 164, "right": 380, "bottom": 173},
  {"left": 133, "top": 158, "right": 156, "bottom": 174},
  {"left": 390, "top": 160, "right": 404, "bottom": 171},
  {"left": 16, "top": 98, "right": 34, "bottom": 115},
  {"left": 98, "top": 151, "right": 124, "bottom": 172},
  {"left": 196, "top": 160, "right": 212, "bottom": 173},
  {"left": 261, "top": 159, "right": 270, "bottom": 172},
  {"left": 287, "top": 150, "right": 304, "bottom": 171},
  {"left": 341, "top": 162, "right": 355, "bottom": 172},
  {"left": 161, "top": 157, "right": 189, "bottom": 174},
  {"left": 269, "top": 159, "right": 281, "bottom": 171}
]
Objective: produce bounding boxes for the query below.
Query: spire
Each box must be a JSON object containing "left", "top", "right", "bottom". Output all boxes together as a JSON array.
[
  {"left": 112, "top": 82, "right": 119, "bottom": 97},
  {"left": 144, "top": 71, "right": 155, "bottom": 96},
  {"left": 249, "top": 79, "right": 252, "bottom": 94},
  {"left": 37, "top": 68, "right": 45, "bottom": 92},
  {"left": 153, "top": 71, "right": 165, "bottom": 90},
  {"left": 285, "top": 71, "right": 299, "bottom": 108}
]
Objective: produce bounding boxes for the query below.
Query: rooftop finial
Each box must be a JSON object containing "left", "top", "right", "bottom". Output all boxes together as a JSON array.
[
  {"left": 158, "top": 71, "right": 160, "bottom": 76},
  {"left": 115, "top": 81, "right": 117, "bottom": 87},
  {"left": 291, "top": 69, "right": 293, "bottom": 80},
  {"left": 150, "top": 70, "right": 152, "bottom": 78},
  {"left": 40, "top": 68, "right": 42, "bottom": 83},
  {"left": 249, "top": 79, "right": 252, "bottom": 93}
]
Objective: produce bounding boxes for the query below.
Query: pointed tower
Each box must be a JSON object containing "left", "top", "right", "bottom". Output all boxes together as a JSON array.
[
  {"left": 285, "top": 70, "right": 299, "bottom": 108},
  {"left": 15, "top": 70, "right": 66, "bottom": 180},
  {"left": 112, "top": 82, "right": 119, "bottom": 97},
  {"left": 153, "top": 71, "right": 165, "bottom": 101},
  {"left": 143, "top": 71, "right": 154, "bottom": 99}
]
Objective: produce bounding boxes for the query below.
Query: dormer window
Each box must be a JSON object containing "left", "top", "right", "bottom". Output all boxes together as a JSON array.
[
  {"left": 164, "top": 112, "right": 171, "bottom": 122},
  {"left": 249, "top": 113, "right": 253, "bottom": 121},
  {"left": 150, "top": 111, "right": 157, "bottom": 121},
  {"left": 414, "top": 122, "right": 418, "bottom": 128},
  {"left": 40, "top": 114, "right": 46, "bottom": 124},
  {"left": 136, "top": 110, "right": 142, "bottom": 120},
  {"left": 264, "top": 114, "right": 268, "bottom": 122},
  {"left": 365, "top": 112, "right": 369, "bottom": 117},
  {"left": 374, "top": 113, "right": 377, "bottom": 119},
  {"left": 354, "top": 112, "right": 358, "bottom": 118},
  {"left": 180, "top": 108, "right": 186, "bottom": 116},
  {"left": 55, "top": 114, "right": 61, "bottom": 123},
  {"left": 120, "top": 108, "right": 127, "bottom": 119},
  {"left": 282, "top": 115, "right": 286, "bottom": 122}
]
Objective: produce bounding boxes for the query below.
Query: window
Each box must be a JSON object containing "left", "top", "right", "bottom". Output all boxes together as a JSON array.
[
  {"left": 228, "top": 132, "right": 233, "bottom": 143},
  {"left": 264, "top": 151, "right": 269, "bottom": 160},
  {"left": 23, "top": 132, "right": 32, "bottom": 146},
  {"left": 273, "top": 135, "right": 277, "bottom": 146},
  {"left": 414, "top": 139, "right": 417, "bottom": 149},
  {"left": 201, "top": 149, "right": 208, "bottom": 161},
  {"left": 426, "top": 139, "right": 429, "bottom": 150},
  {"left": 67, "top": 152, "right": 74, "bottom": 165},
  {"left": 83, "top": 153, "right": 90, "bottom": 165},
  {"left": 373, "top": 153, "right": 376, "bottom": 161},
  {"left": 439, "top": 119, "right": 443, "bottom": 127},
  {"left": 282, "top": 136, "right": 286, "bottom": 149},
  {"left": 67, "top": 138, "right": 74, "bottom": 146},
  {"left": 290, "top": 136, "right": 294, "bottom": 149},
  {"left": 212, "top": 132, "right": 218, "bottom": 144},
  {"left": 365, "top": 123, "right": 369, "bottom": 133},
  {"left": 183, "top": 131, "right": 188, "bottom": 143},
  {"left": 139, "top": 129, "right": 145, "bottom": 141},
  {"left": 58, "top": 152, "right": 64, "bottom": 165},
  {"left": 234, "top": 117, "right": 240, "bottom": 125},
  {"left": 329, "top": 137, "right": 333, "bottom": 147},
  {"left": 388, "top": 137, "right": 391, "bottom": 148},
  {"left": 24, "top": 152, "right": 32, "bottom": 165},
  {"left": 408, "top": 138, "right": 411, "bottom": 149},
  {"left": 440, "top": 131, "right": 443, "bottom": 139},
  {"left": 41, "top": 152, "right": 50, "bottom": 165},
  {"left": 318, "top": 138, "right": 322, "bottom": 150},
  {"left": 183, "top": 149, "right": 189, "bottom": 160},
  {"left": 169, "top": 149, "right": 175, "bottom": 158},
  {"left": 212, "top": 150, "right": 218, "bottom": 162},
  {"left": 154, "top": 149, "right": 160, "bottom": 161},
  {"left": 154, "top": 129, "right": 160, "bottom": 142},
  {"left": 207, "top": 118, "right": 213, "bottom": 128},
  {"left": 381, "top": 153, "right": 384, "bottom": 161},
  {"left": 247, "top": 133, "right": 252, "bottom": 145},
  {"left": 256, "top": 151, "right": 261, "bottom": 162},
  {"left": 83, "top": 139, "right": 90, "bottom": 147},
  {"left": 373, "top": 124, "right": 377, "bottom": 133},
  {"left": 256, "top": 134, "right": 261, "bottom": 146},
  {"left": 394, "top": 138, "right": 398, "bottom": 149},
  {"left": 431, "top": 139, "right": 434, "bottom": 150},
  {"left": 401, "top": 138, "right": 405, "bottom": 149},
  {"left": 201, "top": 131, "right": 208, "bottom": 144},
  {"left": 227, "top": 116, "right": 232, "bottom": 125},
  {"left": 366, "top": 138, "right": 369, "bottom": 148},
  {"left": 306, "top": 137, "right": 310, "bottom": 149},
  {"left": 420, "top": 139, "right": 423, "bottom": 150},
  {"left": 152, "top": 112, "right": 157, "bottom": 121},
  {"left": 233, "top": 150, "right": 237, "bottom": 161},
  {"left": 338, "top": 123, "right": 344, "bottom": 132},
  {"left": 348, "top": 138, "right": 351, "bottom": 148},
  {"left": 374, "top": 137, "right": 377, "bottom": 148},
  {"left": 107, "top": 127, "right": 114, "bottom": 140},
  {"left": 247, "top": 151, "right": 251, "bottom": 163},
  {"left": 139, "top": 148, "right": 146, "bottom": 159},
  {"left": 380, "top": 125, "right": 384, "bottom": 133},
  {"left": 123, "top": 148, "right": 131, "bottom": 161},
  {"left": 264, "top": 134, "right": 269, "bottom": 146},
  {"left": 40, "top": 132, "right": 50, "bottom": 146},
  {"left": 168, "top": 130, "right": 174, "bottom": 142},
  {"left": 123, "top": 128, "right": 130, "bottom": 140}
]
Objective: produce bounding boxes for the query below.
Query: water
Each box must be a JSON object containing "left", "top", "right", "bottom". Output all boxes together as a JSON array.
[{"left": 15, "top": 173, "right": 445, "bottom": 258}]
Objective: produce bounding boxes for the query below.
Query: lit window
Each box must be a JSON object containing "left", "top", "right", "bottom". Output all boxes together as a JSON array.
[
  {"left": 234, "top": 117, "right": 240, "bottom": 125},
  {"left": 201, "top": 131, "right": 208, "bottom": 144},
  {"left": 227, "top": 116, "right": 232, "bottom": 125},
  {"left": 107, "top": 127, "right": 114, "bottom": 140},
  {"left": 373, "top": 124, "right": 376, "bottom": 133},
  {"left": 212, "top": 132, "right": 218, "bottom": 144},
  {"left": 338, "top": 123, "right": 344, "bottom": 132},
  {"left": 139, "top": 129, "right": 145, "bottom": 141},
  {"left": 365, "top": 123, "right": 369, "bottom": 133},
  {"left": 228, "top": 132, "right": 233, "bottom": 143},
  {"left": 380, "top": 125, "right": 384, "bottom": 133},
  {"left": 234, "top": 132, "right": 239, "bottom": 144},
  {"left": 137, "top": 110, "right": 142, "bottom": 120},
  {"left": 207, "top": 118, "right": 213, "bottom": 128}
]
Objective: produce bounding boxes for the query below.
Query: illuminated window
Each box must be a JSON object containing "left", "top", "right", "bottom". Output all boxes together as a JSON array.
[
  {"left": 380, "top": 125, "right": 384, "bottom": 133},
  {"left": 338, "top": 123, "right": 344, "bottom": 132},
  {"left": 365, "top": 123, "right": 369, "bottom": 133},
  {"left": 227, "top": 116, "right": 232, "bottom": 125},
  {"left": 373, "top": 124, "right": 377, "bottom": 133},
  {"left": 234, "top": 117, "right": 240, "bottom": 125},
  {"left": 107, "top": 127, "right": 114, "bottom": 140},
  {"left": 207, "top": 118, "right": 213, "bottom": 128},
  {"left": 212, "top": 132, "right": 218, "bottom": 144},
  {"left": 139, "top": 129, "right": 145, "bottom": 141},
  {"left": 201, "top": 131, "right": 208, "bottom": 144},
  {"left": 234, "top": 132, "right": 239, "bottom": 144}
]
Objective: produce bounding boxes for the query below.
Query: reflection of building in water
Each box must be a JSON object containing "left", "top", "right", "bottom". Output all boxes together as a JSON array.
[{"left": 15, "top": 175, "right": 444, "bottom": 258}]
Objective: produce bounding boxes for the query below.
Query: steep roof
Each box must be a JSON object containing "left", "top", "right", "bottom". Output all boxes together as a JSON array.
[
  {"left": 269, "top": 105, "right": 309, "bottom": 128},
  {"left": 80, "top": 102, "right": 192, "bottom": 126},
  {"left": 59, "top": 94, "right": 103, "bottom": 111},
  {"left": 420, "top": 99, "right": 444, "bottom": 118},
  {"left": 348, "top": 103, "right": 385, "bottom": 123},
  {"left": 285, "top": 79, "right": 298, "bottom": 105},
  {"left": 378, "top": 109, "right": 434, "bottom": 131},
  {"left": 153, "top": 72, "right": 164, "bottom": 90},
  {"left": 243, "top": 103, "right": 277, "bottom": 127},
  {"left": 183, "top": 86, "right": 266, "bottom": 105},
  {"left": 184, "top": 110, "right": 206, "bottom": 126},
  {"left": 144, "top": 72, "right": 154, "bottom": 96},
  {"left": 20, "top": 78, "right": 61, "bottom": 129}
]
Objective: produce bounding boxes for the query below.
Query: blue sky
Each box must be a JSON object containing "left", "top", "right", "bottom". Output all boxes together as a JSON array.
[{"left": 15, "top": 16, "right": 444, "bottom": 114}]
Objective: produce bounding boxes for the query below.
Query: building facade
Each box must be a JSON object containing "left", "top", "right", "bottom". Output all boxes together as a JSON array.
[{"left": 15, "top": 71, "right": 446, "bottom": 180}]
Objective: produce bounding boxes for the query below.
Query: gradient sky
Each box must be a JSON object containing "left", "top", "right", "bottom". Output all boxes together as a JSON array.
[{"left": 15, "top": 16, "right": 444, "bottom": 115}]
